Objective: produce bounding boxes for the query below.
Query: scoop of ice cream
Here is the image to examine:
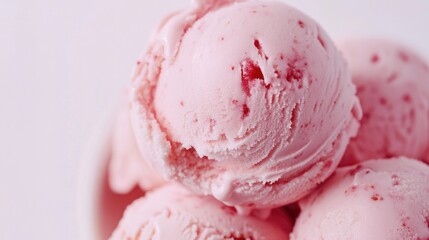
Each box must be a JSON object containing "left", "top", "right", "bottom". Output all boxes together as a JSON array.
[
  {"left": 339, "top": 39, "right": 429, "bottom": 166},
  {"left": 130, "top": 0, "right": 361, "bottom": 210},
  {"left": 109, "top": 183, "right": 292, "bottom": 240},
  {"left": 291, "top": 157, "right": 429, "bottom": 240},
  {"left": 109, "top": 97, "right": 165, "bottom": 194}
]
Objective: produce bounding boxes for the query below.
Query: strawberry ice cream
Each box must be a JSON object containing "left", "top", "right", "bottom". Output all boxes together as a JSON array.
[
  {"left": 109, "top": 99, "right": 165, "bottom": 194},
  {"left": 291, "top": 157, "right": 429, "bottom": 240},
  {"left": 339, "top": 39, "right": 429, "bottom": 166},
  {"left": 109, "top": 183, "right": 292, "bottom": 240},
  {"left": 129, "top": 0, "right": 361, "bottom": 211}
]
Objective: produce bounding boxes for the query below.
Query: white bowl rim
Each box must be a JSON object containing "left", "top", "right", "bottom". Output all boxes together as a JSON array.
[{"left": 76, "top": 111, "right": 113, "bottom": 240}]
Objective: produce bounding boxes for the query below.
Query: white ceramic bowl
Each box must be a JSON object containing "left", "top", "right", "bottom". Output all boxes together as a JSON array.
[
  {"left": 77, "top": 114, "right": 112, "bottom": 240},
  {"left": 77, "top": 114, "right": 145, "bottom": 239}
]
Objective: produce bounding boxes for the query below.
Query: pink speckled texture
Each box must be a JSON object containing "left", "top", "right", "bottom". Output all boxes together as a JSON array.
[
  {"left": 109, "top": 183, "right": 292, "bottom": 240},
  {"left": 291, "top": 157, "right": 429, "bottom": 240},
  {"left": 339, "top": 39, "right": 429, "bottom": 166},
  {"left": 129, "top": 0, "right": 361, "bottom": 211},
  {"left": 109, "top": 98, "right": 165, "bottom": 194}
]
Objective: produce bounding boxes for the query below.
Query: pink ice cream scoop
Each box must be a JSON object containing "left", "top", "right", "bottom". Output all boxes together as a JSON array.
[
  {"left": 339, "top": 39, "right": 429, "bottom": 166},
  {"left": 109, "top": 97, "right": 165, "bottom": 194},
  {"left": 291, "top": 157, "right": 429, "bottom": 240},
  {"left": 109, "top": 183, "right": 292, "bottom": 240},
  {"left": 130, "top": 0, "right": 361, "bottom": 211}
]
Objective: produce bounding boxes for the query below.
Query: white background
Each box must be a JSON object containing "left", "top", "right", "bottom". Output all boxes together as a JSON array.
[{"left": 1, "top": 0, "right": 429, "bottom": 239}]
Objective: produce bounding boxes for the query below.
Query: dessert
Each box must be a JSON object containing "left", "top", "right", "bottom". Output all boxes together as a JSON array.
[
  {"left": 291, "top": 157, "right": 429, "bottom": 240},
  {"left": 339, "top": 39, "right": 429, "bottom": 166},
  {"left": 129, "top": 0, "right": 361, "bottom": 211},
  {"left": 110, "top": 183, "right": 292, "bottom": 240},
  {"left": 97, "top": 1, "right": 429, "bottom": 239}
]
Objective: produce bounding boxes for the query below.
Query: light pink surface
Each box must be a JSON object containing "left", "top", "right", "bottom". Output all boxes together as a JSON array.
[
  {"left": 129, "top": 0, "right": 361, "bottom": 211},
  {"left": 110, "top": 183, "right": 292, "bottom": 240},
  {"left": 340, "top": 39, "right": 429, "bottom": 166},
  {"left": 291, "top": 157, "right": 429, "bottom": 240},
  {"left": 109, "top": 97, "right": 165, "bottom": 194}
]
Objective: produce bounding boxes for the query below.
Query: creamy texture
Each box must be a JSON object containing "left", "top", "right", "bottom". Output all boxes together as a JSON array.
[
  {"left": 130, "top": 0, "right": 361, "bottom": 210},
  {"left": 339, "top": 39, "right": 429, "bottom": 166},
  {"left": 109, "top": 183, "right": 292, "bottom": 240},
  {"left": 291, "top": 158, "right": 429, "bottom": 240},
  {"left": 109, "top": 98, "right": 165, "bottom": 194}
]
